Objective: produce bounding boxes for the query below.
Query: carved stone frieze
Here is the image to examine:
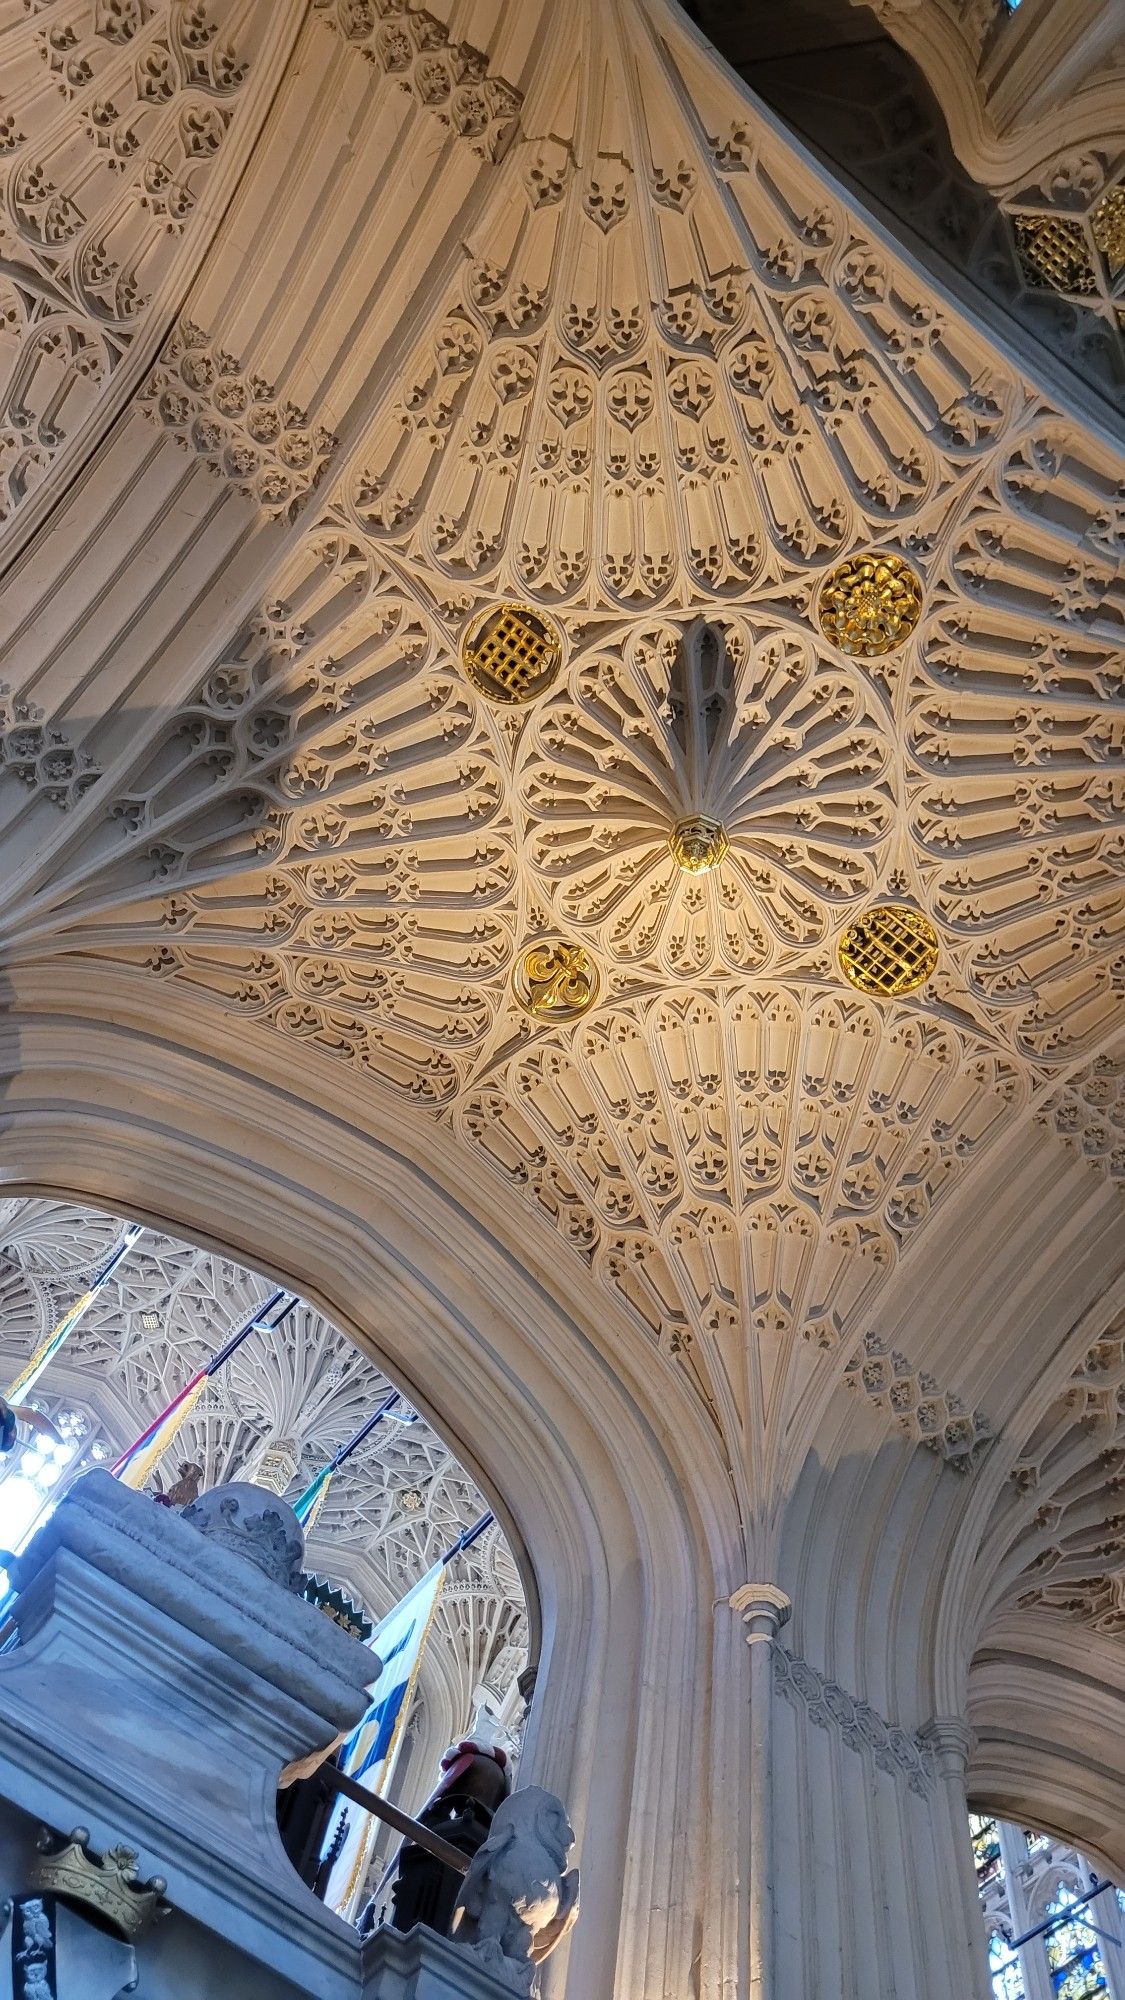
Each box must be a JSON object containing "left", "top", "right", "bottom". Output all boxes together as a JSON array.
[
  {"left": 751, "top": 40, "right": 1125, "bottom": 406},
  {"left": 771, "top": 1640, "right": 935, "bottom": 1796},
  {"left": 0, "top": 0, "right": 1119, "bottom": 1497},
  {"left": 311, "top": 0, "right": 522, "bottom": 162},
  {"left": 844, "top": 1330, "right": 993, "bottom": 1469},
  {"left": 1037, "top": 1053, "right": 1125, "bottom": 1189},
  {"left": 0, "top": 682, "right": 99, "bottom": 808},
  {"left": 973, "top": 1307, "right": 1125, "bottom": 1651},
  {"left": 0, "top": 0, "right": 268, "bottom": 536}
]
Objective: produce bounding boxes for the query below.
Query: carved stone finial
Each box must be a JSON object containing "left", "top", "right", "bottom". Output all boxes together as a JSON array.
[
  {"left": 180, "top": 1481, "right": 305, "bottom": 1590},
  {"left": 451, "top": 1786, "right": 580, "bottom": 1995}
]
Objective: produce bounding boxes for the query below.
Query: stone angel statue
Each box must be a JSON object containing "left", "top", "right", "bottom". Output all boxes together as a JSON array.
[{"left": 451, "top": 1786, "right": 579, "bottom": 1991}]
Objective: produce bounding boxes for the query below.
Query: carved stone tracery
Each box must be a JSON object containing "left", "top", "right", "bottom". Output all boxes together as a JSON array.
[
  {"left": 0, "top": 1195, "right": 528, "bottom": 1727},
  {"left": 0, "top": 0, "right": 269, "bottom": 532}
]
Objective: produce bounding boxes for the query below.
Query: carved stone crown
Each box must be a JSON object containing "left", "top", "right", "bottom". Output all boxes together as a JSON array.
[
  {"left": 30, "top": 1827, "right": 169, "bottom": 1940},
  {"left": 181, "top": 1480, "right": 305, "bottom": 1590}
]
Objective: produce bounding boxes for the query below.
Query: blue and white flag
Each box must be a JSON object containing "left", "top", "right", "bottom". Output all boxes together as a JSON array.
[{"left": 320, "top": 1561, "right": 445, "bottom": 1918}]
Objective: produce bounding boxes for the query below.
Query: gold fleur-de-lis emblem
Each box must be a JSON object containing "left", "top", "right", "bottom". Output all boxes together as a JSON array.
[{"left": 513, "top": 940, "right": 600, "bottom": 1021}]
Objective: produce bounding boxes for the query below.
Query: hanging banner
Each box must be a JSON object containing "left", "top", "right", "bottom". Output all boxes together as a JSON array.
[
  {"left": 109, "top": 1288, "right": 293, "bottom": 1491},
  {"left": 6, "top": 1222, "right": 144, "bottom": 1405},
  {"left": 319, "top": 1561, "right": 445, "bottom": 1920}
]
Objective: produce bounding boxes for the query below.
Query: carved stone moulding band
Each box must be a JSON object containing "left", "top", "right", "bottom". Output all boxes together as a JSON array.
[
  {"left": 512, "top": 941, "right": 599, "bottom": 1022},
  {"left": 838, "top": 904, "right": 939, "bottom": 998},
  {"left": 461, "top": 603, "right": 563, "bottom": 704},
  {"left": 816, "top": 551, "right": 923, "bottom": 658}
]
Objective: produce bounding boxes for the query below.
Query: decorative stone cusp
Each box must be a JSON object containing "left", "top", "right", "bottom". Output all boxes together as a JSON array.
[{"left": 817, "top": 551, "right": 923, "bottom": 657}]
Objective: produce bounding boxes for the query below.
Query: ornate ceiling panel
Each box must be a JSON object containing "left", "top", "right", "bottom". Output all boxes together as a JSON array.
[
  {"left": 972, "top": 1304, "right": 1125, "bottom": 1647},
  {"left": 0, "top": 1196, "right": 527, "bottom": 1722},
  {"left": 0, "top": 0, "right": 1119, "bottom": 1537},
  {"left": 0, "top": 0, "right": 282, "bottom": 540}
]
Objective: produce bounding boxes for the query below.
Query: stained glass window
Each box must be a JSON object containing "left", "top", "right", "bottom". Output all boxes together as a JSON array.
[
  {"left": 972, "top": 1813, "right": 1004, "bottom": 1891},
  {"left": 990, "top": 1931, "right": 1026, "bottom": 2000},
  {"left": 1045, "top": 1885, "right": 1108, "bottom": 2000},
  {"left": 0, "top": 1405, "right": 102, "bottom": 1592}
]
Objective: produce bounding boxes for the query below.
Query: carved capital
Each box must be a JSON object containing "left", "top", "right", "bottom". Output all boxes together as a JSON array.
[
  {"left": 919, "top": 1714, "right": 976, "bottom": 1777},
  {"left": 729, "top": 1582, "right": 793, "bottom": 1644}
]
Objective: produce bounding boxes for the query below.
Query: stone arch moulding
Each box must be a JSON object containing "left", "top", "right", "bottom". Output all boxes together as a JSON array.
[{"left": 0, "top": 970, "right": 748, "bottom": 2000}]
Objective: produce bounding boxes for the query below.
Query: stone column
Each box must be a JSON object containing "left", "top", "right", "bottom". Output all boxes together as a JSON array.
[
  {"left": 919, "top": 1718, "right": 992, "bottom": 2000},
  {"left": 728, "top": 1584, "right": 792, "bottom": 2000},
  {"left": 995, "top": 1819, "right": 1052, "bottom": 2000}
]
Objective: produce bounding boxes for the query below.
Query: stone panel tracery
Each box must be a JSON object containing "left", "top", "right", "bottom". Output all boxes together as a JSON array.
[{"left": 0, "top": 0, "right": 271, "bottom": 536}]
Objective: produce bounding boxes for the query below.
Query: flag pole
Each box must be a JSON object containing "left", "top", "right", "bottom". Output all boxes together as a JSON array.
[
  {"left": 292, "top": 1389, "right": 404, "bottom": 1530},
  {"left": 5, "top": 1221, "right": 145, "bottom": 1406},
  {"left": 111, "top": 1289, "right": 296, "bottom": 1489}
]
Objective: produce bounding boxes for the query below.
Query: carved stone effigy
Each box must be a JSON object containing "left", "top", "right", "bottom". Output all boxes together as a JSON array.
[{"left": 451, "top": 1788, "right": 579, "bottom": 1996}]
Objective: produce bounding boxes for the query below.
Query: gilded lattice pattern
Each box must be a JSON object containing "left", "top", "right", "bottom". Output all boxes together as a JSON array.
[
  {"left": 1012, "top": 214, "right": 1099, "bottom": 296},
  {"left": 838, "top": 905, "right": 940, "bottom": 998},
  {"left": 462, "top": 602, "right": 562, "bottom": 703}
]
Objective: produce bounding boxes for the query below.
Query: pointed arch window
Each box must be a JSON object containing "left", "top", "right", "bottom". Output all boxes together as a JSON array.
[{"left": 0, "top": 1404, "right": 108, "bottom": 1590}]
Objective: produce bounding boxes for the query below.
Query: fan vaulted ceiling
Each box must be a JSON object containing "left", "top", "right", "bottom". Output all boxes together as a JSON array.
[{"left": 0, "top": 0, "right": 1120, "bottom": 1618}]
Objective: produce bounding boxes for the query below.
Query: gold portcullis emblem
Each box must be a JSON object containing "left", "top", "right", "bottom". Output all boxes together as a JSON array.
[
  {"left": 817, "top": 552, "right": 923, "bottom": 659},
  {"left": 1012, "top": 213, "right": 1098, "bottom": 296},
  {"left": 669, "top": 815, "right": 729, "bottom": 874},
  {"left": 838, "top": 904, "right": 939, "bottom": 998},
  {"left": 513, "top": 940, "right": 600, "bottom": 1022},
  {"left": 1091, "top": 186, "right": 1125, "bottom": 277},
  {"left": 461, "top": 602, "right": 563, "bottom": 704}
]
